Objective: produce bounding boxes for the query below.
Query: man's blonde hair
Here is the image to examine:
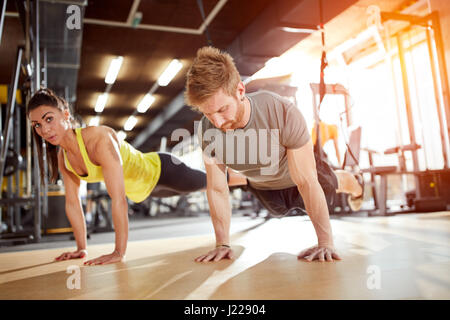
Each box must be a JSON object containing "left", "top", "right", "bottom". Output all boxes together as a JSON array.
[{"left": 185, "top": 46, "right": 241, "bottom": 108}]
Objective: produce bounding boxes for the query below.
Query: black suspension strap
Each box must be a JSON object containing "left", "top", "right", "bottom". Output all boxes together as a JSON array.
[
  {"left": 318, "top": 0, "right": 328, "bottom": 110},
  {"left": 196, "top": 0, "right": 214, "bottom": 46}
]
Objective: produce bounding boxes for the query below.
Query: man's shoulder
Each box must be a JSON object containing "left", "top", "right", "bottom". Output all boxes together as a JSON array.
[
  {"left": 249, "top": 90, "right": 287, "bottom": 101},
  {"left": 248, "top": 90, "right": 293, "bottom": 110},
  {"left": 248, "top": 90, "right": 280, "bottom": 102}
]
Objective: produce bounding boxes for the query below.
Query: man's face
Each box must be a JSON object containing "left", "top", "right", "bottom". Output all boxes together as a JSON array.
[{"left": 198, "top": 88, "right": 245, "bottom": 131}]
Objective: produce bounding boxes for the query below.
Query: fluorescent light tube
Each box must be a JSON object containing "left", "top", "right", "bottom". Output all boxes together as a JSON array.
[
  {"left": 117, "top": 130, "right": 127, "bottom": 141},
  {"left": 157, "top": 59, "right": 182, "bottom": 86},
  {"left": 94, "top": 93, "right": 108, "bottom": 113},
  {"left": 137, "top": 93, "right": 155, "bottom": 113},
  {"left": 124, "top": 115, "right": 137, "bottom": 131},
  {"left": 281, "top": 27, "right": 315, "bottom": 34},
  {"left": 89, "top": 116, "right": 100, "bottom": 126},
  {"left": 105, "top": 56, "right": 123, "bottom": 84}
]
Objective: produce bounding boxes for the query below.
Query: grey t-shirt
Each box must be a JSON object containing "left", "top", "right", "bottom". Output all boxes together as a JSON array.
[{"left": 198, "top": 90, "right": 310, "bottom": 190}]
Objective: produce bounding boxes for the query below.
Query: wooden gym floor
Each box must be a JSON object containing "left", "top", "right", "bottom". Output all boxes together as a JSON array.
[{"left": 0, "top": 211, "right": 449, "bottom": 300}]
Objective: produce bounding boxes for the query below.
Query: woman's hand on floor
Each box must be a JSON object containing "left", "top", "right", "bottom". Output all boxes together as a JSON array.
[{"left": 55, "top": 249, "right": 88, "bottom": 261}]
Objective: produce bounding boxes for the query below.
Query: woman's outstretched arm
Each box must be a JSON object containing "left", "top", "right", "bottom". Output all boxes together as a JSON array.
[
  {"left": 83, "top": 128, "right": 128, "bottom": 266},
  {"left": 55, "top": 150, "right": 88, "bottom": 261}
]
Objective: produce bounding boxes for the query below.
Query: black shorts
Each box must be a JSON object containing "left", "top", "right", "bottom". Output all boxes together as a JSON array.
[
  {"left": 87, "top": 182, "right": 101, "bottom": 192},
  {"left": 244, "top": 154, "right": 338, "bottom": 217},
  {"left": 151, "top": 152, "right": 206, "bottom": 197}
]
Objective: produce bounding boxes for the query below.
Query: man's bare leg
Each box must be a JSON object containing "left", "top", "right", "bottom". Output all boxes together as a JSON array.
[
  {"left": 227, "top": 168, "right": 362, "bottom": 194},
  {"left": 334, "top": 170, "right": 363, "bottom": 198},
  {"left": 334, "top": 170, "right": 364, "bottom": 211},
  {"left": 227, "top": 168, "right": 248, "bottom": 186}
]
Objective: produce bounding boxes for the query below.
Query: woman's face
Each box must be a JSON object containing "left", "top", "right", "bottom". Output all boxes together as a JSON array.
[{"left": 29, "top": 105, "right": 71, "bottom": 145}]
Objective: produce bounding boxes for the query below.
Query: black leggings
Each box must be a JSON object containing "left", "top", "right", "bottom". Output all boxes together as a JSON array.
[{"left": 151, "top": 152, "right": 207, "bottom": 198}]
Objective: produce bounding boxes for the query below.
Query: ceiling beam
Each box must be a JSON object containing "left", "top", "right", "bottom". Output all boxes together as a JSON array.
[{"left": 84, "top": 0, "right": 228, "bottom": 35}]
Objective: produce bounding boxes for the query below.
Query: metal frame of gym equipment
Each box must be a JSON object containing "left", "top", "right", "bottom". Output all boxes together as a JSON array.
[
  {"left": 310, "top": 82, "right": 356, "bottom": 167},
  {"left": 0, "top": 0, "right": 48, "bottom": 245},
  {"left": 86, "top": 190, "right": 114, "bottom": 234},
  {"left": 0, "top": 0, "right": 6, "bottom": 45},
  {"left": 310, "top": 83, "right": 353, "bottom": 132},
  {"left": 361, "top": 10, "right": 450, "bottom": 216},
  {"left": 310, "top": 82, "right": 355, "bottom": 214}
]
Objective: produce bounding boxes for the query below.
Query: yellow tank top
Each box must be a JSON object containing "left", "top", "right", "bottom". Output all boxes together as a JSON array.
[{"left": 63, "top": 128, "right": 161, "bottom": 203}]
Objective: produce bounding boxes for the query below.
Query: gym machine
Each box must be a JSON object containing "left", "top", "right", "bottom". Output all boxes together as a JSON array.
[
  {"left": 0, "top": 0, "right": 46, "bottom": 245},
  {"left": 361, "top": 10, "right": 450, "bottom": 215},
  {"left": 310, "top": 82, "right": 357, "bottom": 214}
]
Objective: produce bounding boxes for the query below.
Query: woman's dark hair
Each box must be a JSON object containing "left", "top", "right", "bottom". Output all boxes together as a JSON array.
[{"left": 27, "top": 88, "right": 73, "bottom": 184}]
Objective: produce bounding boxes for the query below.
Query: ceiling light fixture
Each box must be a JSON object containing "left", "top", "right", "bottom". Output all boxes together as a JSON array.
[
  {"left": 117, "top": 130, "right": 127, "bottom": 141},
  {"left": 124, "top": 115, "right": 137, "bottom": 131},
  {"left": 137, "top": 93, "right": 156, "bottom": 113},
  {"left": 89, "top": 116, "right": 100, "bottom": 126},
  {"left": 157, "top": 59, "right": 182, "bottom": 86},
  {"left": 105, "top": 56, "right": 123, "bottom": 84},
  {"left": 94, "top": 92, "right": 109, "bottom": 113},
  {"left": 281, "top": 27, "right": 315, "bottom": 34}
]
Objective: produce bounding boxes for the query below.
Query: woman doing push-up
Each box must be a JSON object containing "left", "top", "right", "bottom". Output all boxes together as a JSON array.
[{"left": 28, "top": 88, "right": 217, "bottom": 266}]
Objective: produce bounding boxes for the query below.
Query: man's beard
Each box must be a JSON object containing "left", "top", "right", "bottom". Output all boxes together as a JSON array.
[{"left": 220, "top": 99, "right": 245, "bottom": 130}]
